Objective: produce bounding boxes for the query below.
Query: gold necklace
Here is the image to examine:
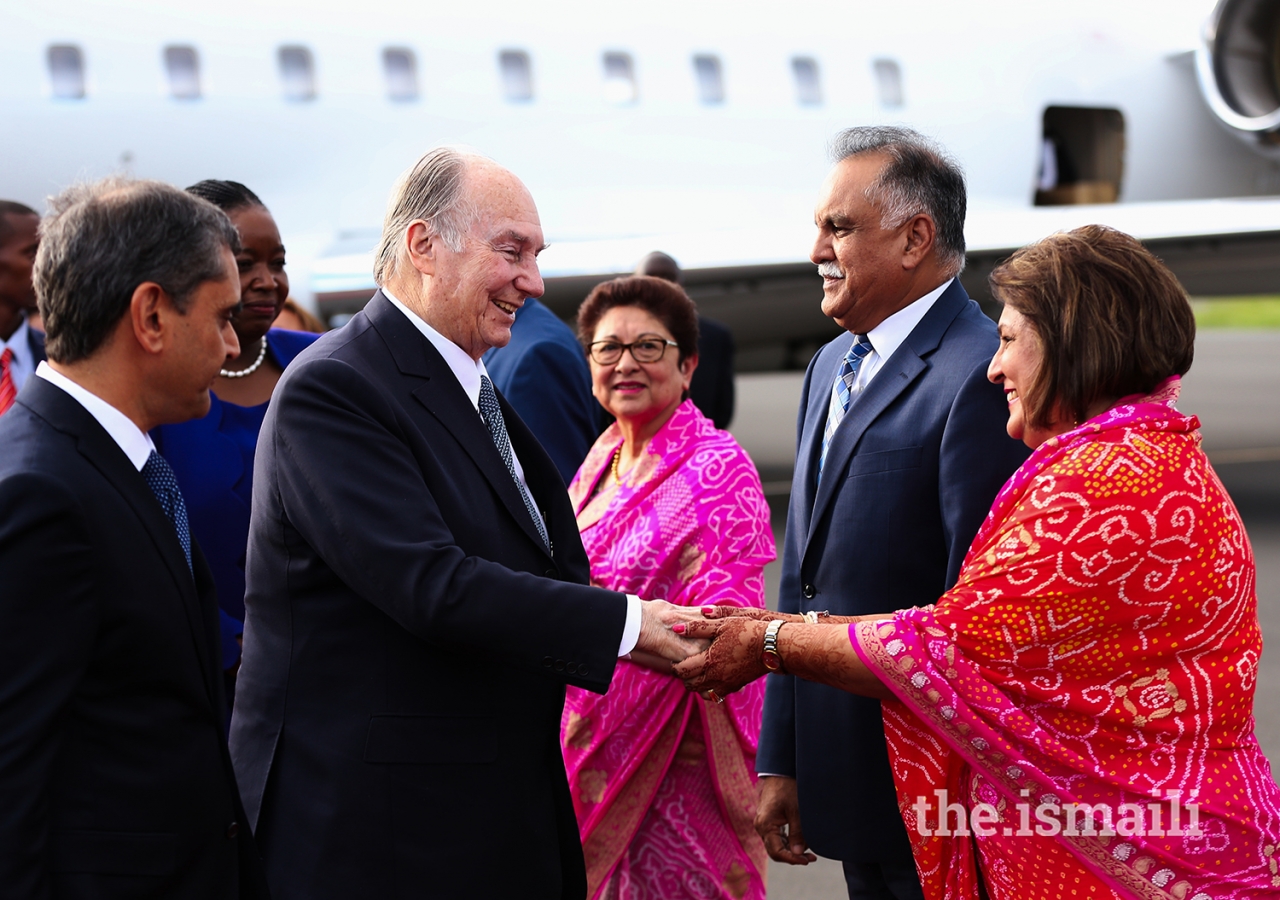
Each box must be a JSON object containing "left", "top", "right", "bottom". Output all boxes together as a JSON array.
[{"left": 611, "top": 445, "right": 624, "bottom": 484}]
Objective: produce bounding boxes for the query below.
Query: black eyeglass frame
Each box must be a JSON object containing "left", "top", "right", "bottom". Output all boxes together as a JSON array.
[{"left": 588, "top": 334, "right": 680, "bottom": 365}]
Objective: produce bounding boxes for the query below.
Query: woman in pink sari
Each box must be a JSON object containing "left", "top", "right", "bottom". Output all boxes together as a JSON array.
[
  {"left": 677, "top": 226, "right": 1280, "bottom": 899},
  {"left": 562, "top": 275, "right": 776, "bottom": 900}
]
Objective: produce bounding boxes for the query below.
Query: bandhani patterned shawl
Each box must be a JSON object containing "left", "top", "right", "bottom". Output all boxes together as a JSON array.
[
  {"left": 853, "top": 377, "right": 1280, "bottom": 900},
  {"left": 563, "top": 399, "right": 776, "bottom": 900}
]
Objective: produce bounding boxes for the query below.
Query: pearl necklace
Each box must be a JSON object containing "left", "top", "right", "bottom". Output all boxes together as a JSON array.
[{"left": 220, "top": 339, "right": 267, "bottom": 379}]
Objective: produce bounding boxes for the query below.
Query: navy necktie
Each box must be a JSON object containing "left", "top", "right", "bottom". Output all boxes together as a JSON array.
[
  {"left": 478, "top": 376, "right": 551, "bottom": 551},
  {"left": 142, "top": 450, "right": 193, "bottom": 575},
  {"left": 817, "top": 333, "right": 873, "bottom": 481}
]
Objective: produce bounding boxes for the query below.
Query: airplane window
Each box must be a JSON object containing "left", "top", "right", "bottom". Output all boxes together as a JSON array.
[
  {"left": 500, "top": 50, "right": 533, "bottom": 102},
  {"left": 602, "top": 52, "right": 637, "bottom": 104},
  {"left": 164, "top": 46, "right": 200, "bottom": 100},
  {"left": 792, "top": 57, "right": 821, "bottom": 105},
  {"left": 693, "top": 54, "right": 724, "bottom": 104},
  {"left": 873, "top": 58, "right": 904, "bottom": 108},
  {"left": 278, "top": 45, "right": 316, "bottom": 101},
  {"left": 47, "top": 45, "right": 85, "bottom": 99},
  {"left": 383, "top": 48, "right": 418, "bottom": 101}
]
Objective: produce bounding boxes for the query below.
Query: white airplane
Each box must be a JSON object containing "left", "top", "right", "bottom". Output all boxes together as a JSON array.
[{"left": 3, "top": 0, "right": 1280, "bottom": 375}]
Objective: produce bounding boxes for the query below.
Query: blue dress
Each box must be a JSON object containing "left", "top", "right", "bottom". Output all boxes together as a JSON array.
[{"left": 152, "top": 328, "right": 320, "bottom": 670}]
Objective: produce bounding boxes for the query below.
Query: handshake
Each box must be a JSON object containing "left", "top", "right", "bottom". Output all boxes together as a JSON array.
[{"left": 636, "top": 601, "right": 856, "bottom": 699}]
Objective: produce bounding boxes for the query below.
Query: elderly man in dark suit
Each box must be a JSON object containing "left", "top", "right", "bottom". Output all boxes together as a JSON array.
[
  {"left": 0, "top": 179, "right": 269, "bottom": 898},
  {"left": 230, "top": 147, "right": 703, "bottom": 900},
  {"left": 0, "top": 201, "right": 44, "bottom": 415},
  {"left": 751, "top": 128, "right": 1030, "bottom": 899}
]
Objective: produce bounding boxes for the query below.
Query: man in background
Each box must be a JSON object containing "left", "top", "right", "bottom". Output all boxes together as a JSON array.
[
  {"left": 0, "top": 178, "right": 268, "bottom": 898},
  {"left": 483, "top": 294, "right": 597, "bottom": 483},
  {"left": 756, "top": 127, "right": 1028, "bottom": 899},
  {"left": 635, "top": 251, "right": 736, "bottom": 429},
  {"left": 0, "top": 201, "right": 42, "bottom": 415}
]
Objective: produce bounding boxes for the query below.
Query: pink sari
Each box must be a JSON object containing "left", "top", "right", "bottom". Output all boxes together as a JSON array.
[
  {"left": 563, "top": 400, "right": 776, "bottom": 900},
  {"left": 852, "top": 378, "right": 1280, "bottom": 899}
]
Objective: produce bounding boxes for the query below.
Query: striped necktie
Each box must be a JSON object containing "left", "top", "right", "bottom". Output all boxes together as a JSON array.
[
  {"left": 817, "top": 333, "right": 873, "bottom": 481},
  {"left": 478, "top": 375, "right": 551, "bottom": 551},
  {"left": 0, "top": 348, "right": 15, "bottom": 415}
]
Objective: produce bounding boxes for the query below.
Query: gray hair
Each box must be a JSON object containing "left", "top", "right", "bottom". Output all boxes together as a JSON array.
[
  {"left": 35, "top": 178, "right": 240, "bottom": 364},
  {"left": 829, "top": 126, "right": 967, "bottom": 276},
  {"left": 373, "top": 146, "right": 484, "bottom": 285}
]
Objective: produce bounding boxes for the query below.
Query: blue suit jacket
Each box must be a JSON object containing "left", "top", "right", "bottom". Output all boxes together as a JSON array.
[
  {"left": 483, "top": 298, "right": 598, "bottom": 483},
  {"left": 28, "top": 324, "right": 46, "bottom": 367},
  {"left": 757, "top": 280, "right": 1029, "bottom": 863},
  {"left": 152, "top": 328, "right": 319, "bottom": 669}
]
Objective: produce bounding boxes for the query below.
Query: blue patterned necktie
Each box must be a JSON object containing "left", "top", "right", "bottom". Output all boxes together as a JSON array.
[
  {"left": 142, "top": 450, "right": 193, "bottom": 575},
  {"left": 478, "top": 375, "right": 551, "bottom": 551},
  {"left": 817, "top": 333, "right": 873, "bottom": 481}
]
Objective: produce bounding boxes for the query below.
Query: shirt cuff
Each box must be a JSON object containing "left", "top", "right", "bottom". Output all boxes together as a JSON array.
[{"left": 618, "top": 594, "right": 642, "bottom": 656}]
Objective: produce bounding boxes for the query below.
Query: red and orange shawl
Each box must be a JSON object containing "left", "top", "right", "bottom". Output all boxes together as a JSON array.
[{"left": 853, "top": 377, "right": 1280, "bottom": 900}]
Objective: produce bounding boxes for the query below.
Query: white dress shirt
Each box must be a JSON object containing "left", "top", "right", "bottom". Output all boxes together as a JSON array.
[
  {"left": 34, "top": 361, "right": 155, "bottom": 471},
  {"left": 382, "top": 290, "right": 642, "bottom": 657},
  {"left": 2, "top": 318, "right": 38, "bottom": 392},
  {"left": 840, "top": 278, "right": 952, "bottom": 399}
]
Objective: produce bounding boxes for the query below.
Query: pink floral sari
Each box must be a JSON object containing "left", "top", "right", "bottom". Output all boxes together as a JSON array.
[
  {"left": 852, "top": 378, "right": 1280, "bottom": 899},
  {"left": 563, "top": 400, "right": 776, "bottom": 900}
]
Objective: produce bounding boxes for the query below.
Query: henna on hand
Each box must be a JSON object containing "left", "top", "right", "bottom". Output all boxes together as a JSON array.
[
  {"left": 698, "top": 605, "right": 864, "bottom": 625},
  {"left": 672, "top": 618, "right": 769, "bottom": 695}
]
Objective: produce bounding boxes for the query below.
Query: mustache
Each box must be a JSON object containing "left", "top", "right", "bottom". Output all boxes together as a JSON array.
[{"left": 818, "top": 261, "right": 844, "bottom": 279}]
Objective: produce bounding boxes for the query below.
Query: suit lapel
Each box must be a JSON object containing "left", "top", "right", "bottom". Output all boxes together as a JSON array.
[
  {"left": 22, "top": 378, "right": 220, "bottom": 705},
  {"left": 793, "top": 344, "right": 844, "bottom": 543},
  {"left": 804, "top": 280, "right": 972, "bottom": 556},
  {"left": 367, "top": 293, "right": 553, "bottom": 557}
]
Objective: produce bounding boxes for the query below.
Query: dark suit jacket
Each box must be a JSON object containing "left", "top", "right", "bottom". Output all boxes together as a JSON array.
[
  {"left": 230, "top": 291, "right": 629, "bottom": 900},
  {"left": 757, "top": 280, "right": 1029, "bottom": 863},
  {"left": 482, "top": 298, "right": 597, "bottom": 484},
  {"left": 0, "top": 377, "right": 268, "bottom": 900},
  {"left": 153, "top": 328, "right": 320, "bottom": 670},
  {"left": 28, "top": 323, "right": 46, "bottom": 367},
  {"left": 689, "top": 315, "right": 735, "bottom": 430}
]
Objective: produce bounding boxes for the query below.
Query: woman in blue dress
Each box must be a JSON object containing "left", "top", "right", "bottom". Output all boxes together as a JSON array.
[{"left": 152, "top": 181, "right": 320, "bottom": 696}]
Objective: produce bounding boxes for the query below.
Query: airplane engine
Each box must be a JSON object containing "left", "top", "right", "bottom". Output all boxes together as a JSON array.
[{"left": 1197, "top": 0, "right": 1280, "bottom": 153}]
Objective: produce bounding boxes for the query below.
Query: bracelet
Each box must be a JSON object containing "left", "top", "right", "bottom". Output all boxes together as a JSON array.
[{"left": 762, "top": 619, "right": 786, "bottom": 674}]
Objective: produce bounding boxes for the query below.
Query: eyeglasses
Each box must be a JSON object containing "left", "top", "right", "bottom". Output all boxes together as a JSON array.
[{"left": 588, "top": 334, "right": 679, "bottom": 365}]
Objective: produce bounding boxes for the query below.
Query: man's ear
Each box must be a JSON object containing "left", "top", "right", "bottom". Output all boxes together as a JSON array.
[
  {"left": 901, "top": 213, "right": 937, "bottom": 271},
  {"left": 404, "top": 220, "right": 437, "bottom": 277},
  {"left": 129, "top": 282, "right": 170, "bottom": 356}
]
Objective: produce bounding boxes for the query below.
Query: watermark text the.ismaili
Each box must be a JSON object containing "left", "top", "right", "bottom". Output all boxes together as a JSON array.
[{"left": 912, "top": 789, "right": 1201, "bottom": 838}]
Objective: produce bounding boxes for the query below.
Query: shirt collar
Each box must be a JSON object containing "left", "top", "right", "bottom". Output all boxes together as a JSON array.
[
  {"left": 34, "top": 361, "right": 156, "bottom": 471},
  {"left": 382, "top": 287, "right": 490, "bottom": 410},
  {"left": 865, "top": 278, "right": 953, "bottom": 362},
  {"left": 2, "top": 317, "right": 31, "bottom": 369}
]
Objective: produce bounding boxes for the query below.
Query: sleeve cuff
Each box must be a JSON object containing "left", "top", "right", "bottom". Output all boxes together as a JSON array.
[{"left": 618, "top": 593, "right": 642, "bottom": 656}]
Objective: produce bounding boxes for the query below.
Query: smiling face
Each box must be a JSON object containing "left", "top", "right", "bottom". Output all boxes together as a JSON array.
[
  {"left": 590, "top": 305, "right": 695, "bottom": 430},
  {"left": 424, "top": 165, "right": 545, "bottom": 359},
  {"left": 988, "top": 304, "right": 1053, "bottom": 448},
  {"left": 227, "top": 204, "right": 288, "bottom": 345},
  {"left": 811, "top": 153, "right": 916, "bottom": 334}
]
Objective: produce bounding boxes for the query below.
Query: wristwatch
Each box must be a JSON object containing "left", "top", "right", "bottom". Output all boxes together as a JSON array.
[{"left": 762, "top": 619, "right": 786, "bottom": 673}]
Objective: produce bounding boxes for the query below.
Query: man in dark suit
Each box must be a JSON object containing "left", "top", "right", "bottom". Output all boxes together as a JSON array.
[
  {"left": 482, "top": 295, "right": 597, "bottom": 483},
  {"left": 754, "top": 127, "right": 1029, "bottom": 899},
  {"left": 0, "top": 201, "right": 43, "bottom": 415},
  {"left": 635, "top": 251, "right": 736, "bottom": 429},
  {"left": 0, "top": 179, "right": 269, "bottom": 898},
  {"left": 230, "top": 148, "right": 703, "bottom": 900}
]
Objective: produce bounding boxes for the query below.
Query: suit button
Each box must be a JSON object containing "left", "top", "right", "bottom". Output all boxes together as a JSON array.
[
  {"left": 542, "top": 656, "right": 553, "bottom": 668},
  {"left": 545, "top": 568, "right": 558, "bottom": 578},
  {"left": 554, "top": 659, "right": 566, "bottom": 673},
  {"left": 225, "top": 822, "right": 239, "bottom": 839},
  {"left": 566, "top": 662, "right": 578, "bottom": 675},
  {"left": 802, "top": 584, "right": 816, "bottom": 600},
  {"left": 579, "top": 664, "right": 588, "bottom": 677}
]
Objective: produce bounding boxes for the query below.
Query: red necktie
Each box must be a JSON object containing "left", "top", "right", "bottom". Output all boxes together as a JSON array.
[{"left": 0, "top": 348, "right": 15, "bottom": 416}]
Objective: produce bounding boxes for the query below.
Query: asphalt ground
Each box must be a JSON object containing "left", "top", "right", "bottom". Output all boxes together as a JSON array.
[{"left": 745, "top": 330, "right": 1280, "bottom": 899}]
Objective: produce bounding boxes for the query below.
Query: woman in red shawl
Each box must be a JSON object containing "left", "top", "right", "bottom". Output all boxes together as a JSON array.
[{"left": 677, "top": 226, "right": 1280, "bottom": 899}]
